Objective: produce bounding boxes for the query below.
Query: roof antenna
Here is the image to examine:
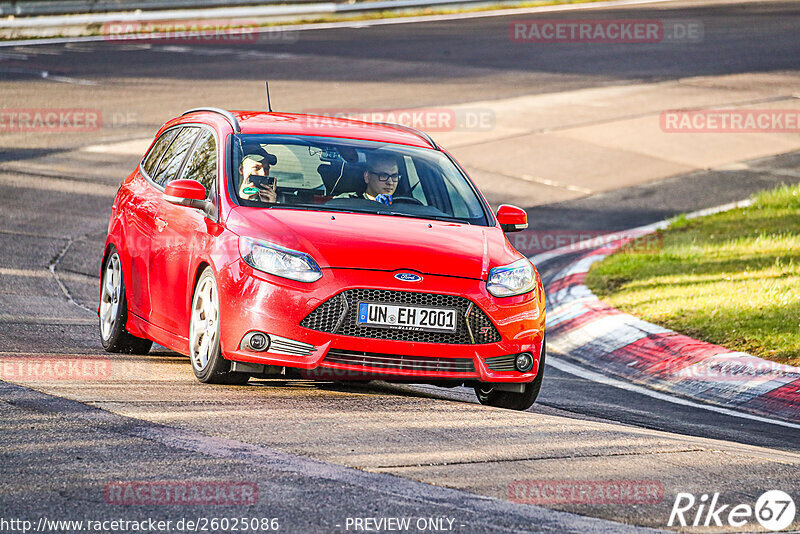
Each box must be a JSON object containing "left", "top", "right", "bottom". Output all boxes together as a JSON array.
[{"left": 265, "top": 81, "right": 273, "bottom": 112}]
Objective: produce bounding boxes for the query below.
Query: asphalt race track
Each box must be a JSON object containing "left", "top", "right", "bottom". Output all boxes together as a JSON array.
[{"left": 1, "top": 0, "right": 799, "bottom": 532}]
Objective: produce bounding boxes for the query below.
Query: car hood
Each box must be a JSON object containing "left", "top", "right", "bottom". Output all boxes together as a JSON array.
[{"left": 226, "top": 207, "right": 521, "bottom": 280}]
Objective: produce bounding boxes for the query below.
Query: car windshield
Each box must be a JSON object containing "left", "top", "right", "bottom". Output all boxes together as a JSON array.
[{"left": 230, "top": 134, "right": 490, "bottom": 226}]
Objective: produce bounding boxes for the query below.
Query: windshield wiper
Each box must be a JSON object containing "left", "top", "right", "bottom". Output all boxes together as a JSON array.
[
  {"left": 267, "top": 204, "right": 364, "bottom": 215},
  {"left": 265, "top": 204, "right": 469, "bottom": 224},
  {"left": 384, "top": 211, "right": 469, "bottom": 224}
]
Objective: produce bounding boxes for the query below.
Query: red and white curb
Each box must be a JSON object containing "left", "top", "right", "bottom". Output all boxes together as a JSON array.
[{"left": 532, "top": 200, "right": 800, "bottom": 426}]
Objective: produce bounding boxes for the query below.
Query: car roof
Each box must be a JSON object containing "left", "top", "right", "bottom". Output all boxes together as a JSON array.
[{"left": 179, "top": 110, "right": 437, "bottom": 149}]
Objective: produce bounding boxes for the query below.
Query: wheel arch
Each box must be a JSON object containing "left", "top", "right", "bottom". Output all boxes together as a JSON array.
[
  {"left": 98, "top": 238, "right": 151, "bottom": 346},
  {"left": 188, "top": 259, "right": 233, "bottom": 366},
  {"left": 100, "top": 209, "right": 132, "bottom": 309},
  {"left": 189, "top": 260, "right": 215, "bottom": 314}
]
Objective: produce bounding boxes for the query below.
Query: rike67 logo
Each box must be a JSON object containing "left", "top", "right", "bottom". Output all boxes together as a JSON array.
[{"left": 669, "top": 490, "right": 796, "bottom": 531}]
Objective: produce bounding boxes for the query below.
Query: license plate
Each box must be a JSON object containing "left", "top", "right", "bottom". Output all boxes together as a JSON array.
[{"left": 357, "top": 302, "right": 457, "bottom": 333}]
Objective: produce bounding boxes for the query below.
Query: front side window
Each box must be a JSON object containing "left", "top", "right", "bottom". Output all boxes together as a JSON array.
[
  {"left": 152, "top": 127, "right": 199, "bottom": 186},
  {"left": 142, "top": 128, "right": 178, "bottom": 176},
  {"left": 230, "top": 134, "right": 489, "bottom": 226},
  {"left": 180, "top": 129, "right": 217, "bottom": 199}
]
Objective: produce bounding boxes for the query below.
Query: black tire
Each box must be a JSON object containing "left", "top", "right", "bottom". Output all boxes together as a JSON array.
[
  {"left": 99, "top": 246, "right": 153, "bottom": 355},
  {"left": 474, "top": 337, "right": 546, "bottom": 411},
  {"left": 189, "top": 267, "right": 250, "bottom": 385}
]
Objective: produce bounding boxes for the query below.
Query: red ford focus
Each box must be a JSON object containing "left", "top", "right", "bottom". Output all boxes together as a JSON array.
[{"left": 99, "top": 108, "right": 546, "bottom": 410}]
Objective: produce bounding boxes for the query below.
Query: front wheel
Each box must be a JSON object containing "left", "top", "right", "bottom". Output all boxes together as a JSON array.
[
  {"left": 189, "top": 267, "right": 249, "bottom": 385},
  {"left": 474, "top": 337, "right": 546, "bottom": 411}
]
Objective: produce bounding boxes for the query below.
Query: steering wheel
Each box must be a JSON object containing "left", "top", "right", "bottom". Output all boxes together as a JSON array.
[{"left": 391, "top": 196, "right": 424, "bottom": 206}]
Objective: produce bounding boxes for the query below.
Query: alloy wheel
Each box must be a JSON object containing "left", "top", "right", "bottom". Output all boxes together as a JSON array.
[{"left": 99, "top": 253, "right": 122, "bottom": 342}]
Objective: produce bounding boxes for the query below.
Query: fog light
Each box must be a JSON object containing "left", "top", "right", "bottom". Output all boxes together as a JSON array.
[
  {"left": 242, "top": 331, "right": 271, "bottom": 352},
  {"left": 515, "top": 352, "right": 534, "bottom": 372}
]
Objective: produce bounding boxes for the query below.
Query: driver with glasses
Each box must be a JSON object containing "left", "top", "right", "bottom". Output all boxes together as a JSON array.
[{"left": 337, "top": 152, "right": 400, "bottom": 205}]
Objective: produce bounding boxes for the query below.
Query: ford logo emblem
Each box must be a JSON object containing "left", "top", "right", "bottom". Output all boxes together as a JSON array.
[{"left": 395, "top": 273, "right": 422, "bottom": 282}]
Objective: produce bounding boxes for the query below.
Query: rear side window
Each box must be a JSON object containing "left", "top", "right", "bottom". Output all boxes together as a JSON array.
[
  {"left": 180, "top": 130, "right": 217, "bottom": 198},
  {"left": 142, "top": 128, "right": 178, "bottom": 176},
  {"left": 152, "top": 127, "right": 199, "bottom": 186}
]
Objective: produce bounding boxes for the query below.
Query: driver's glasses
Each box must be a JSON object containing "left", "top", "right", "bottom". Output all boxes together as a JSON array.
[{"left": 368, "top": 171, "right": 401, "bottom": 182}]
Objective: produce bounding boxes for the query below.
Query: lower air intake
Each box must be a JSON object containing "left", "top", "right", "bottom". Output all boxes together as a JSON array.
[{"left": 323, "top": 349, "right": 476, "bottom": 374}]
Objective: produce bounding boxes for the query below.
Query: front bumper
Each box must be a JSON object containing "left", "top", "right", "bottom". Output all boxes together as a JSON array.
[{"left": 217, "top": 260, "right": 546, "bottom": 383}]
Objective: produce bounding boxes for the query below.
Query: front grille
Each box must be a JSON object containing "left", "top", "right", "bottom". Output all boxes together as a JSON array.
[
  {"left": 324, "top": 348, "right": 476, "bottom": 374},
  {"left": 485, "top": 354, "right": 517, "bottom": 372},
  {"left": 301, "top": 289, "right": 501, "bottom": 344}
]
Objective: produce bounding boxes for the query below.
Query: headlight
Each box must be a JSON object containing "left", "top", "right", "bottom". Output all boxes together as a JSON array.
[
  {"left": 486, "top": 258, "right": 536, "bottom": 297},
  {"left": 239, "top": 238, "right": 322, "bottom": 282}
]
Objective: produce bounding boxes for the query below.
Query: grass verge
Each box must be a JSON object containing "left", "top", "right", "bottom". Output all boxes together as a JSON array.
[{"left": 586, "top": 183, "right": 800, "bottom": 367}]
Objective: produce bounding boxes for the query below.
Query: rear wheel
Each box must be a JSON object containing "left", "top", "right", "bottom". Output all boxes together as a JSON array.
[
  {"left": 189, "top": 267, "right": 249, "bottom": 385},
  {"left": 99, "top": 246, "right": 153, "bottom": 355},
  {"left": 474, "top": 337, "right": 546, "bottom": 411}
]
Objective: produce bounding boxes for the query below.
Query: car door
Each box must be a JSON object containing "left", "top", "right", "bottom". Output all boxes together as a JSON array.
[
  {"left": 149, "top": 127, "right": 217, "bottom": 336},
  {"left": 123, "top": 127, "right": 179, "bottom": 320}
]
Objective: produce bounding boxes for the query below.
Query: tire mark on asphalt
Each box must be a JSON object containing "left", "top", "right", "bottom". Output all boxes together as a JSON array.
[
  {"left": 0, "top": 266, "right": 97, "bottom": 282},
  {"left": 0, "top": 164, "right": 126, "bottom": 184},
  {"left": 0, "top": 172, "right": 117, "bottom": 196},
  {"left": 0, "top": 66, "right": 98, "bottom": 85},
  {"left": 369, "top": 448, "right": 708, "bottom": 470},
  {"left": 0, "top": 316, "right": 96, "bottom": 325},
  {"left": 467, "top": 165, "right": 594, "bottom": 194},
  {"left": 0, "top": 228, "right": 66, "bottom": 239},
  {"left": 749, "top": 166, "right": 800, "bottom": 179}
]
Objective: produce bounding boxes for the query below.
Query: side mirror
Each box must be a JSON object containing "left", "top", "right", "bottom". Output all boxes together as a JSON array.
[
  {"left": 497, "top": 205, "right": 528, "bottom": 233},
  {"left": 164, "top": 179, "right": 217, "bottom": 219}
]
